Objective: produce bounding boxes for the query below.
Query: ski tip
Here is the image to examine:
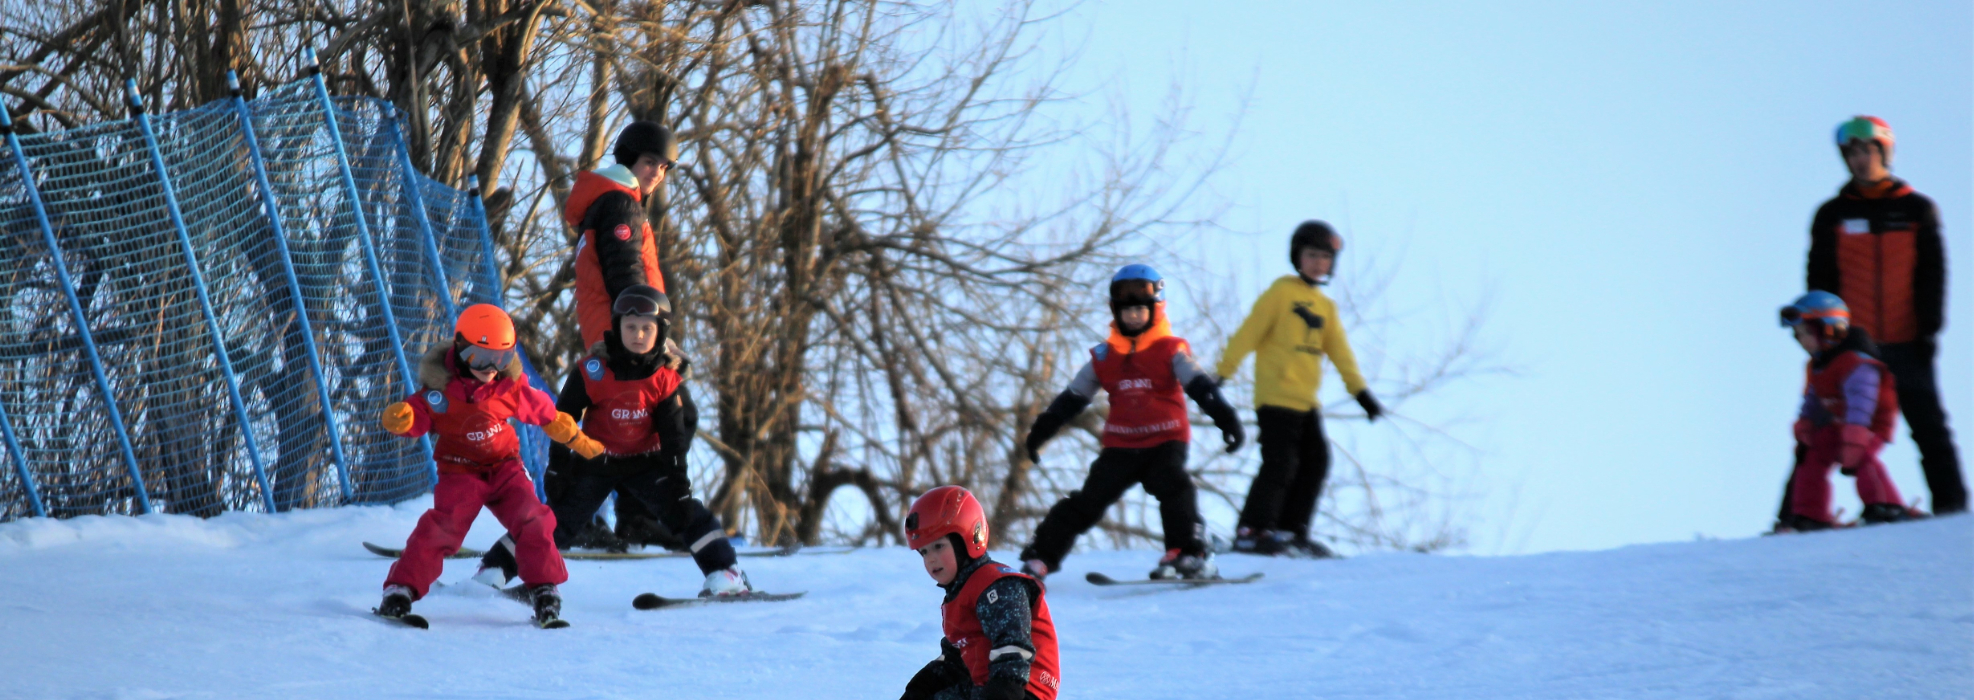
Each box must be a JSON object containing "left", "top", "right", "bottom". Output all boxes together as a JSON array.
[
  {"left": 373, "top": 610, "right": 429, "bottom": 629},
  {"left": 362, "top": 541, "right": 400, "bottom": 558},
  {"left": 537, "top": 618, "right": 571, "bottom": 629},
  {"left": 1084, "top": 572, "right": 1118, "bottom": 585},
  {"left": 631, "top": 593, "right": 666, "bottom": 610}
]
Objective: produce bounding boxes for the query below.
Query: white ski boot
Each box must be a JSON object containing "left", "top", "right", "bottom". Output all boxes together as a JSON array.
[
  {"left": 700, "top": 566, "right": 754, "bottom": 597},
  {"left": 469, "top": 565, "right": 509, "bottom": 589}
]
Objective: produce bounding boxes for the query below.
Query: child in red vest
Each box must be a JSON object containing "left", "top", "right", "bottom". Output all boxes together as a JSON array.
[
  {"left": 1778, "top": 291, "right": 1926, "bottom": 531},
  {"left": 471, "top": 286, "right": 752, "bottom": 596},
  {"left": 375, "top": 304, "right": 605, "bottom": 626},
  {"left": 902, "top": 486, "right": 1060, "bottom": 700},
  {"left": 1018, "top": 264, "right": 1245, "bottom": 580}
]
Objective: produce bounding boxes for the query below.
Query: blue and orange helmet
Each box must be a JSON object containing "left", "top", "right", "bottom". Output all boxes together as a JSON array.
[{"left": 1780, "top": 290, "right": 1850, "bottom": 341}]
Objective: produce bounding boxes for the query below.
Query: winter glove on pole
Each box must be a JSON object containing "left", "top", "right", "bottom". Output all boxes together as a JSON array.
[
  {"left": 1838, "top": 424, "right": 1876, "bottom": 475},
  {"left": 1025, "top": 391, "right": 1092, "bottom": 462},
  {"left": 1184, "top": 375, "right": 1245, "bottom": 453},
  {"left": 543, "top": 411, "right": 608, "bottom": 460},
  {"left": 380, "top": 402, "right": 415, "bottom": 436},
  {"left": 1355, "top": 389, "right": 1384, "bottom": 422}
]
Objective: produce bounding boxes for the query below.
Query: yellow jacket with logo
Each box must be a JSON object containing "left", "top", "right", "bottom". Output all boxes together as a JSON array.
[{"left": 1214, "top": 276, "right": 1366, "bottom": 412}]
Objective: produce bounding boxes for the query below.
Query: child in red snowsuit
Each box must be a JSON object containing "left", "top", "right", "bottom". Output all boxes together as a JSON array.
[
  {"left": 902, "top": 486, "right": 1061, "bottom": 700},
  {"left": 1778, "top": 291, "right": 1924, "bottom": 531},
  {"left": 375, "top": 304, "right": 604, "bottom": 625}
]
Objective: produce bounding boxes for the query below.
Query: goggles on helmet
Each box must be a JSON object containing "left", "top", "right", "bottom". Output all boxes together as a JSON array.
[
  {"left": 613, "top": 295, "right": 666, "bottom": 318},
  {"left": 458, "top": 344, "right": 516, "bottom": 372},
  {"left": 1835, "top": 118, "right": 1889, "bottom": 148},
  {"left": 1779, "top": 305, "right": 1848, "bottom": 328}
]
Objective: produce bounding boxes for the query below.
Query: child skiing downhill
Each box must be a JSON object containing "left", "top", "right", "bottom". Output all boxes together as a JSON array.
[
  {"left": 1214, "top": 221, "right": 1382, "bottom": 558},
  {"left": 375, "top": 304, "right": 607, "bottom": 627},
  {"left": 1777, "top": 291, "right": 1928, "bottom": 532},
  {"left": 1018, "top": 264, "right": 1245, "bottom": 581},
  {"left": 902, "top": 486, "right": 1061, "bottom": 700},
  {"left": 472, "top": 286, "right": 753, "bottom": 597}
]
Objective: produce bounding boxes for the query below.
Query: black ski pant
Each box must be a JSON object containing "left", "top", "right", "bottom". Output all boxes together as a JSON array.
[
  {"left": 1019, "top": 440, "right": 1202, "bottom": 572},
  {"left": 1237, "top": 406, "right": 1330, "bottom": 540},
  {"left": 1880, "top": 340, "right": 1965, "bottom": 514},
  {"left": 484, "top": 452, "right": 735, "bottom": 577}
]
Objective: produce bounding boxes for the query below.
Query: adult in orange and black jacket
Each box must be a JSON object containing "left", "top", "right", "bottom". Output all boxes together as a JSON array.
[
  {"left": 1804, "top": 116, "right": 1963, "bottom": 514},
  {"left": 566, "top": 121, "right": 677, "bottom": 349}
]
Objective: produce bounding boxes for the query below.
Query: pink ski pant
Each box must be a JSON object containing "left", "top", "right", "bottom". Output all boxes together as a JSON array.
[
  {"left": 385, "top": 460, "right": 566, "bottom": 597},
  {"left": 1791, "top": 428, "right": 1903, "bottom": 524}
]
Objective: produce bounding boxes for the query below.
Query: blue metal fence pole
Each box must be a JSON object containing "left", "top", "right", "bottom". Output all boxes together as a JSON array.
[
  {"left": 0, "top": 108, "right": 151, "bottom": 514},
  {"left": 466, "top": 176, "right": 506, "bottom": 301},
  {"left": 225, "top": 71, "right": 354, "bottom": 504},
  {"left": 125, "top": 80, "right": 279, "bottom": 514},
  {"left": 384, "top": 116, "right": 457, "bottom": 321},
  {"left": 0, "top": 387, "right": 44, "bottom": 518},
  {"left": 305, "top": 49, "right": 436, "bottom": 490}
]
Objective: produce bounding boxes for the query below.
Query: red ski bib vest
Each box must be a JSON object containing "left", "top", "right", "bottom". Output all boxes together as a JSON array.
[
  {"left": 577, "top": 355, "right": 683, "bottom": 456},
  {"left": 421, "top": 379, "right": 526, "bottom": 473},
  {"left": 1806, "top": 350, "right": 1899, "bottom": 441},
  {"left": 941, "top": 563, "right": 1060, "bottom": 700},
  {"left": 1091, "top": 335, "right": 1192, "bottom": 449}
]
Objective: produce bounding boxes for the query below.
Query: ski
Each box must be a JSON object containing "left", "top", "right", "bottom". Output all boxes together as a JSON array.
[
  {"left": 362, "top": 542, "right": 484, "bottom": 559},
  {"left": 536, "top": 617, "right": 571, "bottom": 629},
  {"left": 371, "top": 609, "right": 429, "bottom": 629},
  {"left": 365, "top": 541, "right": 858, "bottom": 560},
  {"left": 631, "top": 591, "right": 806, "bottom": 610},
  {"left": 1084, "top": 571, "right": 1264, "bottom": 587}
]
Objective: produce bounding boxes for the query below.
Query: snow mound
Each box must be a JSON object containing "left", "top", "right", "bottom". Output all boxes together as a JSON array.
[{"left": 0, "top": 502, "right": 1967, "bottom": 699}]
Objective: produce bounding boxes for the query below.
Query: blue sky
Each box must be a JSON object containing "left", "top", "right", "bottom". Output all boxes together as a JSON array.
[{"left": 1049, "top": 0, "right": 1972, "bottom": 552}]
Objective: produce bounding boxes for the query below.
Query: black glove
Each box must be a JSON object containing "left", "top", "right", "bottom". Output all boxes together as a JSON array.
[
  {"left": 1355, "top": 389, "right": 1383, "bottom": 422},
  {"left": 1184, "top": 375, "right": 1245, "bottom": 453},
  {"left": 981, "top": 676, "right": 1027, "bottom": 700},
  {"left": 1025, "top": 391, "right": 1091, "bottom": 462}
]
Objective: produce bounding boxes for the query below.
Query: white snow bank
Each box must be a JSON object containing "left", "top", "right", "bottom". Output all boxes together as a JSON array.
[{"left": 0, "top": 503, "right": 1966, "bottom": 699}]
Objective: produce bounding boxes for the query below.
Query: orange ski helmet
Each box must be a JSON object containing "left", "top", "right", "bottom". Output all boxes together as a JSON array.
[
  {"left": 455, "top": 304, "right": 516, "bottom": 351},
  {"left": 905, "top": 486, "right": 989, "bottom": 558}
]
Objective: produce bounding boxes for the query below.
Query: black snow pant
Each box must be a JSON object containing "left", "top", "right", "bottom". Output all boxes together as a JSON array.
[
  {"left": 484, "top": 452, "right": 735, "bottom": 577},
  {"left": 1019, "top": 440, "right": 1202, "bottom": 572},
  {"left": 1881, "top": 340, "right": 1965, "bottom": 514},
  {"left": 1237, "top": 406, "right": 1330, "bottom": 540}
]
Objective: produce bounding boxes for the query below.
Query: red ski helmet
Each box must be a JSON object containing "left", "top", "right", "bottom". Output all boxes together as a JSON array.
[
  {"left": 455, "top": 304, "right": 516, "bottom": 351},
  {"left": 905, "top": 486, "right": 989, "bottom": 558}
]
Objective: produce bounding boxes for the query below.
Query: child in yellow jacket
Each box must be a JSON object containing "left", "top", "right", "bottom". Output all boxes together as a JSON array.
[{"left": 1215, "top": 220, "right": 1382, "bottom": 558}]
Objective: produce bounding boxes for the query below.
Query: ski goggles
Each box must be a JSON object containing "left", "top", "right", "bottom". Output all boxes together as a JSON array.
[
  {"left": 1834, "top": 118, "right": 1890, "bottom": 148},
  {"left": 457, "top": 344, "right": 516, "bottom": 371},
  {"left": 1778, "top": 305, "right": 1848, "bottom": 328},
  {"left": 612, "top": 294, "right": 670, "bottom": 318}
]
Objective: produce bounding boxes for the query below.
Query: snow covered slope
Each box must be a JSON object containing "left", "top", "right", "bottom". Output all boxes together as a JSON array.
[{"left": 1, "top": 502, "right": 1967, "bottom": 699}]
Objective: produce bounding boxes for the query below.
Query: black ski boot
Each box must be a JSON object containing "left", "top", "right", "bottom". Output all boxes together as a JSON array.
[
  {"left": 529, "top": 583, "right": 568, "bottom": 628},
  {"left": 1860, "top": 503, "right": 1929, "bottom": 525},
  {"left": 1149, "top": 549, "right": 1219, "bottom": 580},
  {"left": 1231, "top": 527, "right": 1291, "bottom": 556},
  {"left": 1782, "top": 514, "right": 1841, "bottom": 532},
  {"left": 377, "top": 585, "right": 414, "bottom": 617}
]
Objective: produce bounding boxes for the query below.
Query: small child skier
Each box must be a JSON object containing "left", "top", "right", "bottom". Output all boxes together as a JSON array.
[
  {"left": 1214, "top": 220, "right": 1381, "bottom": 558},
  {"left": 375, "top": 304, "right": 606, "bottom": 626},
  {"left": 1777, "top": 291, "right": 1927, "bottom": 531},
  {"left": 1018, "top": 264, "right": 1245, "bottom": 581},
  {"left": 901, "top": 486, "right": 1061, "bottom": 700},
  {"left": 471, "top": 285, "right": 753, "bottom": 596}
]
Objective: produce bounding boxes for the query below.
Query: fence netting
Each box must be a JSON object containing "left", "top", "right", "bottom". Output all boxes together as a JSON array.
[{"left": 0, "top": 77, "right": 548, "bottom": 521}]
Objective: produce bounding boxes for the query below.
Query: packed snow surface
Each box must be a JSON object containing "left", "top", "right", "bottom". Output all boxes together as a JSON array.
[{"left": 0, "top": 502, "right": 1968, "bottom": 699}]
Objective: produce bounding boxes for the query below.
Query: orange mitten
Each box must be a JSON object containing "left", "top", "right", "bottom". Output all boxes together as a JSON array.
[
  {"left": 566, "top": 433, "right": 606, "bottom": 461},
  {"left": 542, "top": 412, "right": 582, "bottom": 443},
  {"left": 381, "top": 402, "right": 415, "bottom": 436}
]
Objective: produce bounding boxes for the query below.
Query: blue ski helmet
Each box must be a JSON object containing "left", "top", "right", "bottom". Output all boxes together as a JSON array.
[
  {"left": 1780, "top": 291, "right": 1850, "bottom": 339},
  {"left": 1110, "top": 264, "right": 1165, "bottom": 307}
]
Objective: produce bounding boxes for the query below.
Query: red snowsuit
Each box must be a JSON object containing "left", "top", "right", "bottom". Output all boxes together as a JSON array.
[
  {"left": 384, "top": 347, "right": 568, "bottom": 598},
  {"left": 942, "top": 562, "right": 1061, "bottom": 700},
  {"left": 1790, "top": 342, "right": 1904, "bottom": 524}
]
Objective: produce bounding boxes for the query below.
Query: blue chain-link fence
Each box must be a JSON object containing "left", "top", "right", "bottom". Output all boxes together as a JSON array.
[{"left": 0, "top": 69, "right": 549, "bottom": 521}]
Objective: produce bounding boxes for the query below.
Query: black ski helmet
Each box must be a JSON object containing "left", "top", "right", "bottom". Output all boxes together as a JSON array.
[
  {"left": 610, "top": 284, "right": 672, "bottom": 346},
  {"left": 1289, "top": 220, "right": 1343, "bottom": 284},
  {"left": 613, "top": 121, "right": 679, "bottom": 167}
]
